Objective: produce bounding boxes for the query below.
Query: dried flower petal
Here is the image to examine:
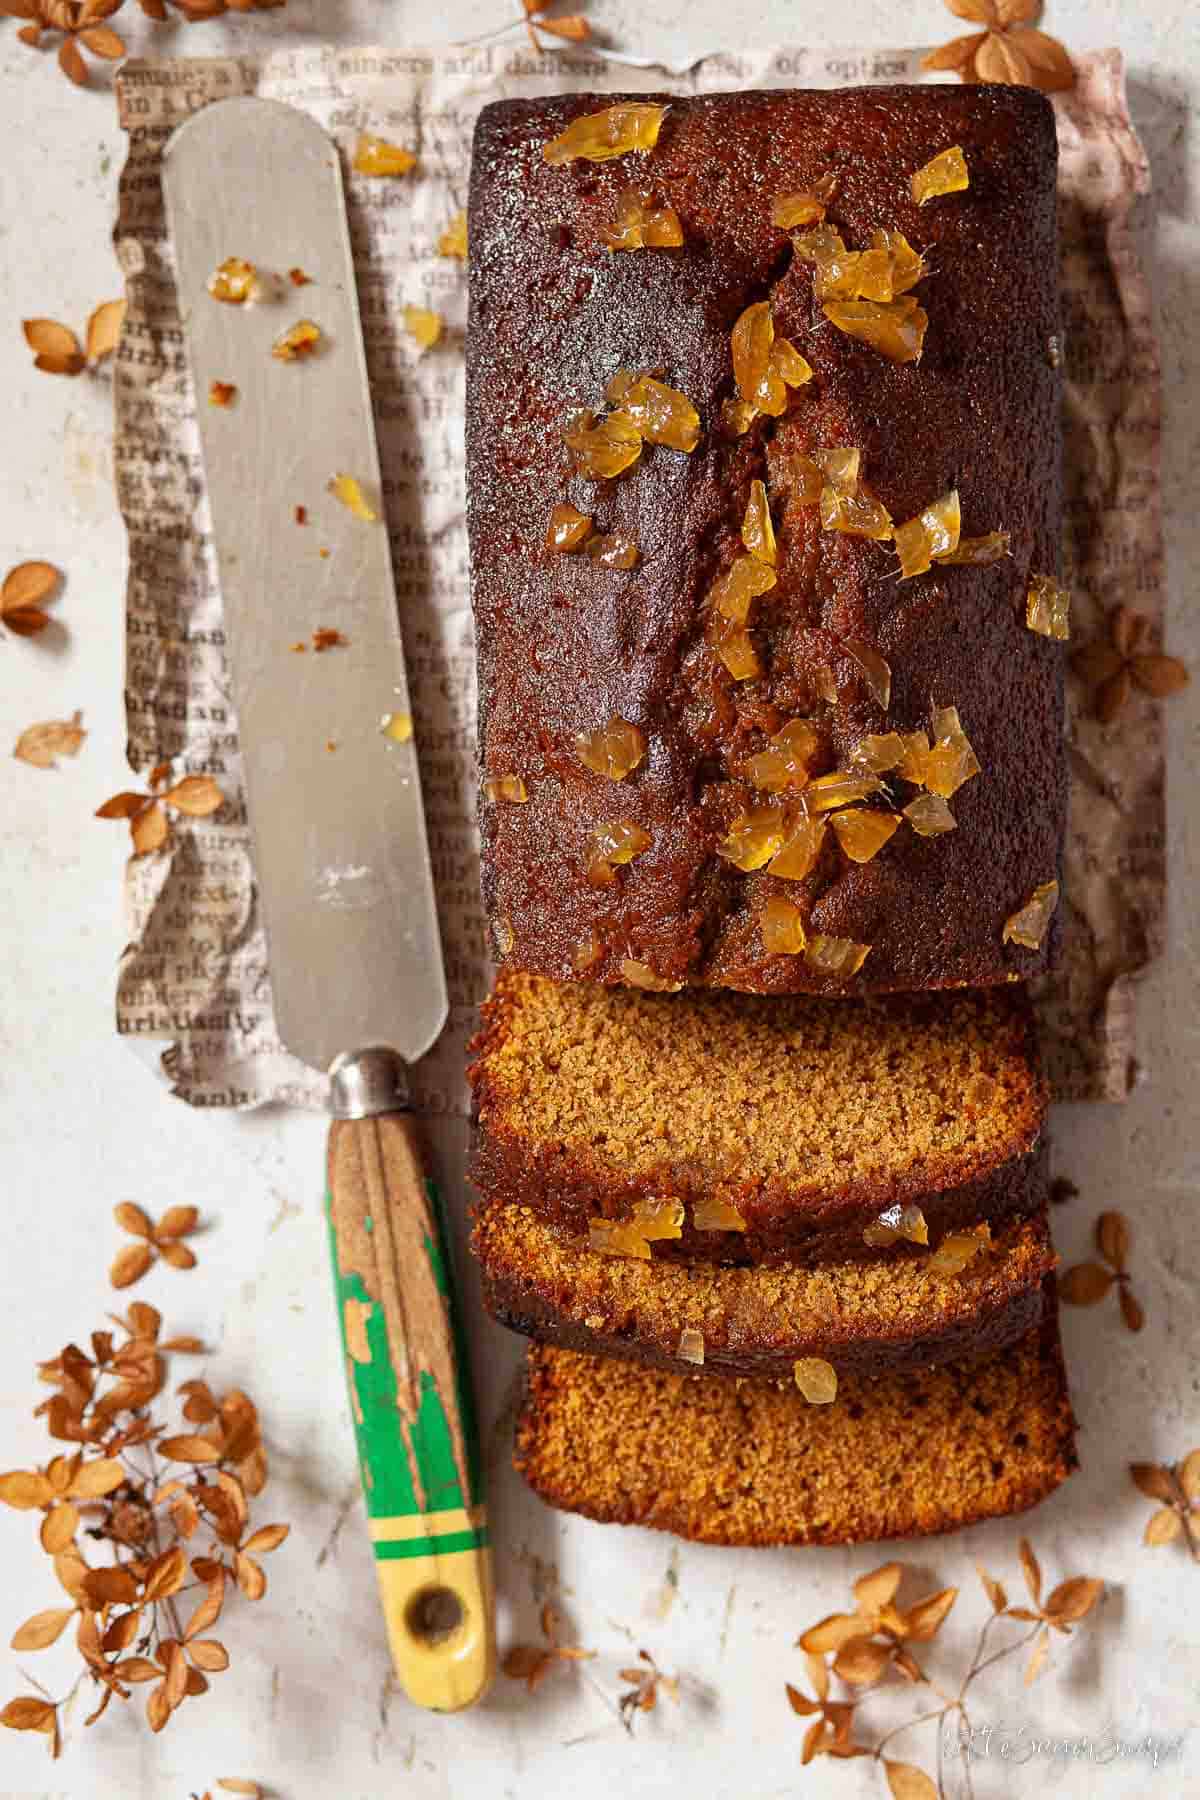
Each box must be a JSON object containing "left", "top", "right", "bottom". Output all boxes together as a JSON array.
[
  {"left": 13, "top": 712, "right": 86, "bottom": 770},
  {"left": 85, "top": 299, "right": 125, "bottom": 364}
]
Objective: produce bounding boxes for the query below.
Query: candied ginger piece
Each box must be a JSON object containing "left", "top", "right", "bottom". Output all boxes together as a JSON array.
[
  {"left": 869, "top": 228, "right": 925, "bottom": 297},
  {"left": 572, "top": 929, "right": 603, "bottom": 973},
  {"left": 794, "top": 1358, "right": 838, "bottom": 1404},
  {"left": 904, "top": 792, "right": 956, "bottom": 836},
  {"left": 793, "top": 224, "right": 861, "bottom": 300},
  {"left": 937, "top": 531, "right": 1011, "bottom": 567},
  {"left": 820, "top": 485, "right": 894, "bottom": 540},
  {"left": 271, "top": 319, "right": 322, "bottom": 361},
  {"left": 742, "top": 479, "right": 777, "bottom": 567},
  {"left": 720, "top": 397, "right": 758, "bottom": 437},
  {"left": 768, "top": 814, "right": 826, "bottom": 880},
  {"left": 862, "top": 1203, "right": 930, "bottom": 1249},
  {"left": 823, "top": 295, "right": 927, "bottom": 365},
  {"left": 912, "top": 146, "right": 969, "bottom": 207},
  {"left": 208, "top": 256, "right": 258, "bottom": 304},
  {"left": 718, "top": 806, "right": 786, "bottom": 871},
  {"left": 564, "top": 411, "right": 642, "bottom": 479},
  {"left": 677, "top": 1327, "right": 705, "bottom": 1366},
  {"left": 484, "top": 775, "right": 528, "bottom": 804},
  {"left": 832, "top": 807, "right": 900, "bottom": 863},
  {"left": 602, "top": 188, "right": 684, "bottom": 251},
  {"left": 769, "top": 337, "right": 813, "bottom": 389},
  {"left": 575, "top": 716, "right": 646, "bottom": 781},
  {"left": 894, "top": 514, "right": 932, "bottom": 580},
  {"left": 922, "top": 490, "right": 961, "bottom": 559},
  {"left": 403, "top": 305, "right": 444, "bottom": 351},
  {"left": 1002, "top": 879, "right": 1059, "bottom": 950},
  {"left": 354, "top": 135, "right": 417, "bottom": 177},
  {"left": 813, "top": 447, "right": 861, "bottom": 494},
  {"left": 760, "top": 894, "right": 808, "bottom": 955},
  {"left": 693, "top": 1196, "right": 747, "bottom": 1232},
  {"left": 620, "top": 960, "right": 682, "bottom": 991},
  {"left": 589, "top": 1220, "right": 650, "bottom": 1259},
  {"left": 924, "top": 705, "right": 980, "bottom": 797},
  {"left": 711, "top": 554, "right": 777, "bottom": 623},
  {"left": 589, "top": 818, "right": 652, "bottom": 876},
  {"left": 706, "top": 614, "right": 762, "bottom": 681},
  {"left": 438, "top": 211, "right": 469, "bottom": 259},
  {"left": 851, "top": 731, "right": 905, "bottom": 774},
  {"left": 1026, "top": 574, "right": 1071, "bottom": 640},
  {"left": 771, "top": 191, "right": 828, "bottom": 229},
  {"left": 586, "top": 531, "right": 640, "bottom": 570},
  {"left": 546, "top": 503, "right": 593, "bottom": 551},
  {"left": 610, "top": 373, "right": 701, "bottom": 452},
  {"left": 731, "top": 305, "right": 811, "bottom": 418},
  {"left": 805, "top": 770, "right": 884, "bottom": 814},
  {"left": 744, "top": 718, "right": 820, "bottom": 792},
  {"left": 895, "top": 729, "right": 933, "bottom": 785},
  {"left": 928, "top": 1223, "right": 991, "bottom": 1278},
  {"left": 328, "top": 473, "right": 378, "bottom": 521},
  {"left": 843, "top": 639, "right": 892, "bottom": 711},
  {"left": 805, "top": 934, "right": 872, "bottom": 977},
  {"left": 543, "top": 103, "right": 667, "bottom": 166},
  {"left": 780, "top": 455, "right": 825, "bottom": 504}
]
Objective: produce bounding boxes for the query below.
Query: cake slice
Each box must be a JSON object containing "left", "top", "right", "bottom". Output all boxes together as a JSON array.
[
  {"left": 514, "top": 1302, "right": 1076, "bottom": 1546},
  {"left": 474, "top": 1201, "right": 1055, "bottom": 1380},
  {"left": 469, "top": 972, "right": 1047, "bottom": 1264}
]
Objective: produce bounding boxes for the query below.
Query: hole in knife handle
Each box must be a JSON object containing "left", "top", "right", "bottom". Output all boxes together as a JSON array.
[{"left": 406, "top": 1585, "right": 465, "bottom": 1648}]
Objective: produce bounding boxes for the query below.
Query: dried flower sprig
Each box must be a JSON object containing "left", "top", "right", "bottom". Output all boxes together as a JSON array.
[
  {"left": 22, "top": 302, "right": 124, "bottom": 375},
  {"left": 96, "top": 766, "right": 223, "bottom": 856},
  {"left": 1, "top": 0, "right": 284, "bottom": 87},
  {"left": 1131, "top": 1454, "right": 1200, "bottom": 1560},
  {"left": 14, "top": 713, "right": 87, "bottom": 769},
  {"left": 0, "top": 1304, "right": 287, "bottom": 1758},
  {"left": 922, "top": 0, "right": 1073, "bottom": 92},
  {"left": 1057, "top": 1209, "right": 1144, "bottom": 1332},
  {"left": 1071, "top": 605, "right": 1189, "bottom": 723},
  {"left": 786, "top": 1545, "right": 1102, "bottom": 1795},
  {"left": 1, "top": 562, "right": 62, "bottom": 639},
  {"left": 616, "top": 1648, "right": 679, "bottom": 1733},
  {"left": 501, "top": 1601, "right": 594, "bottom": 1692},
  {"left": 111, "top": 1204, "right": 201, "bottom": 1289},
  {"left": 521, "top": 0, "right": 590, "bottom": 49}
]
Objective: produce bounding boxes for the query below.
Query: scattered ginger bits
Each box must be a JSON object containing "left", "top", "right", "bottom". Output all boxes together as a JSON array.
[
  {"left": 928, "top": 1222, "right": 991, "bottom": 1277},
  {"left": 602, "top": 188, "right": 683, "bottom": 251},
  {"left": 572, "top": 928, "right": 603, "bottom": 972},
  {"left": 768, "top": 814, "right": 826, "bottom": 881},
  {"left": 760, "top": 895, "right": 808, "bottom": 955},
  {"left": 793, "top": 1358, "right": 838, "bottom": 1404},
  {"left": 894, "top": 489, "right": 962, "bottom": 579},
  {"left": 403, "top": 305, "right": 444, "bottom": 351},
  {"left": 207, "top": 257, "right": 258, "bottom": 304},
  {"left": 805, "top": 934, "right": 872, "bottom": 977},
  {"left": 718, "top": 806, "right": 786, "bottom": 872},
  {"left": 272, "top": 319, "right": 322, "bottom": 361},
  {"left": 605, "top": 370, "right": 700, "bottom": 452},
  {"left": 588, "top": 819, "right": 652, "bottom": 886},
  {"left": 586, "top": 531, "right": 640, "bottom": 570},
  {"left": 1002, "top": 879, "right": 1059, "bottom": 950},
  {"left": 543, "top": 103, "right": 667, "bottom": 166},
  {"left": 620, "top": 959, "right": 682, "bottom": 991},
  {"left": 208, "top": 380, "right": 237, "bottom": 407},
  {"left": 939, "top": 530, "right": 1011, "bottom": 567},
  {"left": 588, "top": 1196, "right": 684, "bottom": 1259},
  {"left": 743, "top": 718, "right": 820, "bottom": 792},
  {"left": 794, "top": 223, "right": 924, "bottom": 303},
  {"left": 771, "top": 191, "right": 827, "bottom": 229},
  {"left": 328, "top": 473, "right": 378, "bottom": 521},
  {"left": 1027, "top": 574, "right": 1071, "bottom": 640},
  {"left": 832, "top": 807, "right": 900, "bottom": 863},
  {"left": 842, "top": 638, "right": 892, "bottom": 710},
  {"left": 438, "top": 211, "right": 469, "bottom": 260},
  {"left": 814, "top": 449, "right": 894, "bottom": 541},
  {"left": 710, "top": 554, "right": 776, "bottom": 624},
  {"left": 485, "top": 774, "right": 529, "bottom": 804},
  {"left": 863, "top": 1203, "right": 929, "bottom": 1249},
  {"left": 925, "top": 704, "right": 980, "bottom": 797},
  {"left": 692, "top": 1196, "right": 747, "bottom": 1232},
  {"left": 706, "top": 614, "right": 761, "bottom": 682},
  {"left": 730, "top": 301, "right": 812, "bottom": 419},
  {"left": 823, "top": 295, "right": 928, "bottom": 365},
  {"left": 353, "top": 135, "right": 417, "bottom": 177},
  {"left": 546, "top": 503, "right": 593, "bottom": 551},
  {"left": 564, "top": 410, "right": 642, "bottom": 480},
  {"left": 381, "top": 711, "right": 413, "bottom": 743},
  {"left": 677, "top": 1327, "right": 705, "bottom": 1365},
  {"left": 741, "top": 479, "right": 776, "bottom": 566},
  {"left": 575, "top": 717, "right": 646, "bottom": 780},
  {"left": 850, "top": 731, "right": 906, "bottom": 775},
  {"left": 804, "top": 770, "right": 885, "bottom": 814},
  {"left": 904, "top": 792, "right": 957, "bottom": 837},
  {"left": 912, "top": 146, "right": 969, "bottom": 206}
]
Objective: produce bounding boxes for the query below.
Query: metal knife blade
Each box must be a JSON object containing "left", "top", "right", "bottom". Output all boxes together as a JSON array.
[{"left": 162, "top": 97, "right": 446, "bottom": 1075}]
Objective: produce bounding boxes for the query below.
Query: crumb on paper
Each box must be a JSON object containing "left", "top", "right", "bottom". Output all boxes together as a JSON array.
[
  {"left": 208, "top": 380, "right": 237, "bottom": 408},
  {"left": 294, "top": 505, "right": 307, "bottom": 525},
  {"left": 289, "top": 267, "right": 313, "bottom": 287},
  {"left": 312, "top": 628, "right": 347, "bottom": 652},
  {"left": 381, "top": 711, "right": 413, "bottom": 743},
  {"left": 353, "top": 134, "right": 417, "bottom": 177},
  {"left": 271, "top": 319, "right": 322, "bottom": 362},
  {"left": 403, "top": 305, "right": 444, "bottom": 351},
  {"left": 327, "top": 473, "right": 378, "bottom": 522},
  {"left": 207, "top": 257, "right": 258, "bottom": 305}
]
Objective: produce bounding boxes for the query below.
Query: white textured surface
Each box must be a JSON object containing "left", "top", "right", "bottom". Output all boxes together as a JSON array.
[{"left": 0, "top": 3, "right": 1198, "bottom": 1796}]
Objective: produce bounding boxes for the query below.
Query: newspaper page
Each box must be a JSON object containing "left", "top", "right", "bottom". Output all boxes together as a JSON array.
[{"left": 111, "top": 44, "right": 1162, "bottom": 1112}]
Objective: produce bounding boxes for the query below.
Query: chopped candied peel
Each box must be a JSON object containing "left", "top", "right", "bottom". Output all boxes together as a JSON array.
[
  {"left": 589, "top": 1197, "right": 684, "bottom": 1259},
  {"left": 805, "top": 770, "right": 884, "bottom": 814},
  {"left": 895, "top": 489, "right": 962, "bottom": 579},
  {"left": 546, "top": 503, "right": 593, "bottom": 551},
  {"left": 769, "top": 814, "right": 826, "bottom": 881},
  {"left": 271, "top": 319, "right": 322, "bottom": 362},
  {"left": 620, "top": 959, "right": 682, "bottom": 991},
  {"left": 586, "top": 531, "right": 640, "bottom": 569},
  {"left": 742, "top": 480, "right": 777, "bottom": 566},
  {"left": 928, "top": 1223, "right": 991, "bottom": 1277},
  {"left": 904, "top": 792, "right": 957, "bottom": 836},
  {"left": 328, "top": 473, "right": 378, "bottom": 522},
  {"left": 939, "top": 530, "right": 1011, "bottom": 567},
  {"left": 718, "top": 806, "right": 786, "bottom": 872},
  {"left": 794, "top": 223, "right": 925, "bottom": 304},
  {"left": 353, "top": 135, "right": 417, "bottom": 177},
  {"left": 602, "top": 188, "right": 684, "bottom": 251},
  {"left": 403, "top": 306, "right": 443, "bottom": 352},
  {"left": 543, "top": 103, "right": 668, "bottom": 167},
  {"left": 851, "top": 731, "right": 906, "bottom": 775},
  {"left": 575, "top": 717, "right": 646, "bottom": 781},
  {"left": 711, "top": 554, "right": 777, "bottom": 624},
  {"left": 604, "top": 371, "right": 700, "bottom": 452},
  {"left": 912, "top": 146, "right": 970, "bottom": 206},
  {"left": 794, "top": 1358, "right": 838, "bottom": 1404},
  {"left": 380, "top": 711, "right": 413, "bottom": 743},
  {"left": 564, "top": 410, "right": 642, "bottom": 480},
  {"left": 207, "top": 257, "right": 258, "bottom": 305},
  {"left": 1002, "top": 879, "right": 1059, "bottom": 950},
  {"left": 572, "top": 928, "right": 603, "bottom": 972},
  {"left": 730, "top": 302, "right": 812, "bottom": 422},
  {"left": 438, "top": 211, "right": 469, "bottom": 260},
  {"left": 832, "top": 807, "right": 900, "bottom": 863},
  {"left": 692, "top": 1196, "right": 747, "bottom": 1232},
  {"left": 842, "top": 639, "right": 892, "bottom": 710},
  {"left": 805, "top": 934, "right": 871, "bottom": 977},
  {"left": 706, "top": 613, "right": 761, "bottom": 681},
  {"left": 744, "top": 718, "right": 820, "bottom": 792},
  {"left": 1027, "top": 574, "right": 1071, "bottom": 641},
  {"left": 823, "top": 295, "right": 928, "bottom": 365},
  {"left": 208, "top": 380, "right": 237, "bottom": 407},
  {"left": 863, "top": 1203, "right": 930, "bottom": 1249},
  {"left": 588, "top": 819, "right": 652, "bottom": 886},
  {"left": 760, "top": 895, "right": 807, "bottom": 955},
  {"left": 485, "top": 774, "right": 529, "bottom": 804},
  {"left": 677, "top": 1327, "right": 705, "bottom": 1366}
]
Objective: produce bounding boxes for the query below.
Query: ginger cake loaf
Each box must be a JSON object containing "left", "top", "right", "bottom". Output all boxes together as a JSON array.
[
  {"left": 513, "top": 1302, "right": 1076, "bottom": 1546},
  {"left": 466, "top": 85, "right": 1066, "bottom": 996},
  {"left": 468, "top": 971, "right": 1048, "bottom": 1264}
]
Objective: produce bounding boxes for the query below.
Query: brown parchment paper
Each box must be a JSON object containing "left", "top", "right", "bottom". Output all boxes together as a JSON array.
[{"left": 111, "top": 44, "right": 1161, "bottom": 1112}]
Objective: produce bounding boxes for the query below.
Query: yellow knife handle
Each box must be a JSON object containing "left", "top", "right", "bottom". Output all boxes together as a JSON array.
[{"left": 326, "top": 1098, "right": 495, "bottom": 1711}]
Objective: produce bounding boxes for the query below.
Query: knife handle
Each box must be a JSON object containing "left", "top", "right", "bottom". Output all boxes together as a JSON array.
[{"left": 326, "top": 1108, "right": 495, "bottom": 1712}]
